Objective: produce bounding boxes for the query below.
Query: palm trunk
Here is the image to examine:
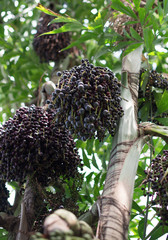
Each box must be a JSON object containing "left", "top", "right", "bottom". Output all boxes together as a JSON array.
[{"left": 98, "top": 46, "right": 147, "bottom": 240}]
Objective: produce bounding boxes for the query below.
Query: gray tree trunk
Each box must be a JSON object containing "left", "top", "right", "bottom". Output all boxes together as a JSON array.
[{"left": 98, "top": 46, "right": 147, "bottom": 240}]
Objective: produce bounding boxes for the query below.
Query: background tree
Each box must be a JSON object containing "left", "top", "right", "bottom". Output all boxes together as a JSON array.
[{"left": 0, "top": 0, "right": 168, "bottom": 239}]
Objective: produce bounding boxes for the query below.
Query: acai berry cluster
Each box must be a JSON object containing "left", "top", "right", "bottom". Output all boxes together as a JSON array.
[
  {"left": 48, "top": 59, "right": 123, "bottom": 141},
  {"left": 0, "top": 105, "right": 82, "bottom": 185}
]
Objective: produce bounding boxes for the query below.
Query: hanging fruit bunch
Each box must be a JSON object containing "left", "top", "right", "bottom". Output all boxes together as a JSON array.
[
  {"left": 48, "top": 59, "right": 124, "bottom": 141},
  {"left": 0, "top": 105, "right": 82, "bottom": 186},
  {"left": 33, "top": 3, "right": 70, "bottom": 63},
  {"left": 142, "top": 150, "right": 168, "bottom": 226},
  {"left": 139, "top": 69, "right": 168, "bottom": 98},
  {"left": 138, "top": 69, "right": 168, "bottom": 123}
]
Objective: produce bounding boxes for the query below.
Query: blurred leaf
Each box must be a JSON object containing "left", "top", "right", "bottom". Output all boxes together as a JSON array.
[
  {"left": 140, "top": 70, "right": 149, "bottom": 96},
  {"left": 130, "top": 27, "right": 143, "bottom": 41},
  {"left": 113, "top": 40, "right": 135, "bottom": 52},
  {"left": 137, "top": 165, "right": 146, "bottom": 177},
  {"left": 0, "top": 25, "right": 4, "bottom": 39},
  {"left": 138, "top": 8, "right": 146, "bottom": 25},
  {"left": 94, "top": 172, "right": 101, "bottom": 185},
  {"left": 92, "top": 154, "right": 99, "bottom": 170},
  {"left": 150, "top": 14, "right": 159, "bottom": 32},
  {"left": 158, "top": 2, "right": 164, "bottom": 23},
  {"left": 50, "top": 16, "right": 80, "bottom": 24},
  {"left": 123, "top": 42, "right": 143, "bottom": 56},
  {"left": 86, "top": 172, "right": 94, "bottom": 183},
  {"left": 61, "top": 32, "right": 98, "bottom": 51},
  {"left": 139, "top": 101, "right": 150, "bottom": 122},
  {"left": 111, "top": 0, "right": 138, "bottom": 19},
  {"left": 134, "top": 177, "right": 144, "bottom": 188},
  {"left": 82, "top": 149, "right": 91, "bottom": 169},
  {"left": 94, "top": 185, "right": 100, "bottom": 198},
  {"left": 100, "top": 172, "right": 106, "bottom": 186},
  {"left": 36, "top": 3, "right": 60, "bottom": 17},
  {"left": 0, "top": 38, "right": 13, "bottom": 49},
  {"left": 155, "top": 90, "right": 168, "bottom": 114},
  {"left": 132, "top": 200, "right": 144, "bottom": 215},
  {"left": 86, "top": 138, "right": 94, "bottom": 155},
  {"left": 94, "top": 139, "right": 99, "bottom": 151},
  {"left": 154, "top": 118, "right": 168, "bottom": 126},
  {"left": 85, "top": 185, "right": 93, "bottom": 204},
  {"left": 7, "top": 181, "right": 20, "bottom": 190},
  {"left": 133, "top": 0, "right": 141, "bottom": 10},
  {"left": 147, "top": 223, "right": 168, "bottom": 240},
  {"left": 138, "top": 218, "right": 145, "bottom": 239},
  {"left": 94, "top": 46, "right": 112, "bottom": 59},
  {"left": 143, "top": 27, "right": 155, "bottom": 52},
  {"left": 75, "top": 140, "right": 86, "bottom": 149},
  {"left": 40, "top": 22, "right": 85, "bottom": 36},
  {"left": 145, "top": 0, "right": 156, "bottom": 12},
  {"left": 163, "top": 0, "right": 168, "bottom": 15}
]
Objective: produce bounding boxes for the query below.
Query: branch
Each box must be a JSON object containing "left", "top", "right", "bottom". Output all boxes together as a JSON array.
[
  {"left": 139, "top": 122, "right": 168, "bottom": 144},
  {"left": 0, "top": 212, "right": 19, "bottom": 233}
]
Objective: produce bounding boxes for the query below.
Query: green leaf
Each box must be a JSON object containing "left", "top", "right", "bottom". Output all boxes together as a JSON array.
[
  {"left": 0, "top": 38, "right": 13, "bottom": 49},
  {"left": 7, "top": 181, "right": 20, "bottom": 190},
  {"left": 138, "top": 218, "right": 145, "bottom": 239},
  {"left": 94, "top": 185, "right": 100, "bottom": 198},
  {"left": 139, "top": 101, "right": 150, "bottom": 122},
  {"left": 164, "top": 0, "right": 168, "bottom": 15},
  {"left": 113, "top": 40, "right": 135, "bottom": 52},
  {"left": 154, "top": 118, "right": 168, "bottom": 126},
  {"left": 100, "top": 172, "right": 106, "bottom": 186},
  {"left": 130, "top": 27, "right": 143, "bottom": 41},
  {"left": 94, "top": 46, "right": 112, "bottom": 59},
  {"left": 145, "top": 0, "right": 156, "bottom": 12},
  {"left": 94, "top": 172, "right": 101, "bottom": 185},
  {"left": 137, "top": 165, "right": 146, "bottom": 177},
  {"left": 132, "top": 200, "right": 144, "bottom": 215},
  {"left": 148, "top": 223, "right": 168, "bottom": 240},
  {"left": 86, "top": 172, "right": 94, "bottom": 183},
  {"left": 138, "top": 8, "right": 146, "bottom": 25},
  {"left": 0, "top": 25, "right": 4, "bottom": 39},
  {"left": 150, "top": 14, "right": 159, "bottom": 32},
  {"left": 60, "top": 32, "right": 98, "bottom": 51},
  {"left": 36, "top": 3, "right": 60, "bottom": 17},
  {"left": 95, "top": 139, "right": 100, "bottom": 151},
  {"left": 134, "top": 177, "right": 144, "bottom": 188},
  {"left": 85, "top": 186, "right": 93, "bottom": 204},
  {"left": 82, "top": 149, "right": 91, "bottom": 169},
  {"left": 111, "top": 0, "right": 138, "bottom": 19},
  {"left": 140, "top": 70, "right": 149, "bottom": 96},
  {"left": 86, "top": 138, "right": 94, "bottom": 155},
  {"left": 156, "top": 90, "right": 168, "bottom": 114},
  {"left": 92, "top": 154, "right": 99, "bottom": 170},
  {"left": 133, "top": 0, "right": 141, "bottom": 10},
  {"left": 143, "top": 27, "right": 155, "bottom": 52},
  {"left": 123, "top": 42, "right": 143, "bottom": 56},
  {"left": 40, "top": 22, "right": 85, "bottom": 36},
  {"left": 158, "top": 2, "right": 164, "bottom": 23},
  {"left": 49, "top": 16, "right": 80, "bottom": 24}
]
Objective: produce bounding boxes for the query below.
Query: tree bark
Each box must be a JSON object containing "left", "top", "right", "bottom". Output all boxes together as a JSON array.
[{"left": 98, "top": 46, "right": 146, "bottom": 240}]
